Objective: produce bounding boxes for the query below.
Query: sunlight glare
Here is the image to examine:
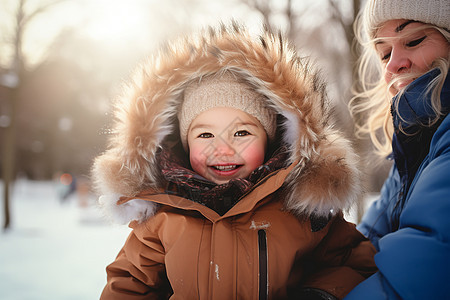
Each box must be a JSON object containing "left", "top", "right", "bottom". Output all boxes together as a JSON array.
[{"left": 82, "top": 1, "right": 148, "bottom": 46}]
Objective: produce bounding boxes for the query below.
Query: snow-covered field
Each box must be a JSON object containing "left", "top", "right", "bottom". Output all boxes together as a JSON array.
[
  {"left": 0, "top": 179, "right": 369, "bottom": 300},
  {"left": 0, "top": 179, "right": 131, "bottom": 300}
]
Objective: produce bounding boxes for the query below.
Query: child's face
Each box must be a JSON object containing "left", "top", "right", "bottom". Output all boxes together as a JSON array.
[
  {"left": 187, "top": 107, "right": 267, "bottom": 185},
  {"left": 375, "top": 19, "right": 449, "bottom": 96}
]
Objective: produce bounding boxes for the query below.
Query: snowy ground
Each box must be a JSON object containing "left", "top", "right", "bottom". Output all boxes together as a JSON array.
[
  {"left": 0, "top": 179, "right": 371, "bottom": 300},
  {"left": 0, "top": 179, "right": 131, "bottom": 300}
]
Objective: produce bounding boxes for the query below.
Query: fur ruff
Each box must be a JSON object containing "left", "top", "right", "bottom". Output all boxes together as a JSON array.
[{"left": 92, "top": 23, "right": 362, "bottom": 223}]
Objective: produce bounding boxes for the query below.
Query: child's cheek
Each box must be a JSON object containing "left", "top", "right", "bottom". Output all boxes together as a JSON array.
[
  {"left": 189, "top": 147, "right": 208, "bottom": 177},
  {"left": 241, "top": 143, "right": 266, "bottom": 171}
]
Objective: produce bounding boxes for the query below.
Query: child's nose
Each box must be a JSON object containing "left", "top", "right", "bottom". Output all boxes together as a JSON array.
[
  {"left": 213, "top": 138, "right": 235, "bottom": 156},
  {"left": 386, "top": 47, "right": 411, "bottom": 75}
]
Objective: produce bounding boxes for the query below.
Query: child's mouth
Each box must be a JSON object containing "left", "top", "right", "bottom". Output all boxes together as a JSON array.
[{"left": 211, "top": 165, "right": 241, "bottom": 171}]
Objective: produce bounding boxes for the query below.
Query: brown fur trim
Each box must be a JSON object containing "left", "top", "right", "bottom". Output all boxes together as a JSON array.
[{"left": 92, "top": 23, "right": 362, "bottom": 221}]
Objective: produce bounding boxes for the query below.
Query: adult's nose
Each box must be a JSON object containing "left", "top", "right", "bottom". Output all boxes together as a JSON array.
[{"left": 385, "top": 47, "right": 412, "bottom": 75}]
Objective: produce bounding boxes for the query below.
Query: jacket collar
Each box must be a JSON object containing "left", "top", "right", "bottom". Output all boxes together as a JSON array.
[
  {"left": 392, "top": 68, "right": 450, "bottom": 133},
  {"left": 391, "top": 69, "right": 450, "bottom": 198}
]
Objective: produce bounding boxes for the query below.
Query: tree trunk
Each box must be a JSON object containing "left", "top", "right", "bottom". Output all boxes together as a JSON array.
[
  {"left": 2, "top": 84, "right": 18, "bottom": 231},
  {"left": 2, "top": 0, "right": 24, "bottom": 231}
]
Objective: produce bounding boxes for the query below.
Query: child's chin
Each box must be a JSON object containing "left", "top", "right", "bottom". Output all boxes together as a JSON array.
[{"left": 209, "top": 176, "right": 232, "bottom": 185}]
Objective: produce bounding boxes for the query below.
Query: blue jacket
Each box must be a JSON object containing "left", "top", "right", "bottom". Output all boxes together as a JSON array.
[{"left": 345, "top": 70, "right": 450, "bottom": 299}]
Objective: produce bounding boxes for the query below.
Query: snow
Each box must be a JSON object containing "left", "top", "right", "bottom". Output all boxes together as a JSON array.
[{"left": 0, "top": 179, "right": 131, "bottom": 300}]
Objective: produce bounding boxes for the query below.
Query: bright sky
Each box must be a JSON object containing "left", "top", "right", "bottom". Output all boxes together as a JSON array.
[{"left": 80, "top": 1, "right": 147, "bottom": 41}]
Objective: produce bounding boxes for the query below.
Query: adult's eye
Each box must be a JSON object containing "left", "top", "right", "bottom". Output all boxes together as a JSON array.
[
  {"left": 381, "top": 52, "right": 391, "bottom": 61},
  {"left": 406, "top": 36, "right": 426, "bottom": 47}
]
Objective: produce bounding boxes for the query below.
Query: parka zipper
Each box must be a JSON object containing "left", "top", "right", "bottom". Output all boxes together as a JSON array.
[{"left": 258, "top": 229, "right": 268, "bottom": 300}]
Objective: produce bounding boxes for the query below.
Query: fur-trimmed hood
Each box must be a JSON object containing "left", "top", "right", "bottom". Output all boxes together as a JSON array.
[{"left": 92, "top": 23, "right": 361, "bottom": 223}]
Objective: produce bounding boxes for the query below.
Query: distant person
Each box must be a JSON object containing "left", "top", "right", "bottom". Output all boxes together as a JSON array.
[
  {"left": 57, "top": 172, "right": 76, "bottom": 203},
  {"left": 92, "top": 24, "right": 376, "bottom": 299},
  {"left": 346, "top": 0, "right": 450, "bottom": 299}
]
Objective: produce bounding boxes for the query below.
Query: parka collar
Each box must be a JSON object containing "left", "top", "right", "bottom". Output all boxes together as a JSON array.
[{"left": 117, "top": 163, "right": 296, "bottom": 224}]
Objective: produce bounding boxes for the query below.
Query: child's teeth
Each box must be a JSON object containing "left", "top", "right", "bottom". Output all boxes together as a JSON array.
[{"left": 215, "top": 165, "right": 236, "bottom": 171}]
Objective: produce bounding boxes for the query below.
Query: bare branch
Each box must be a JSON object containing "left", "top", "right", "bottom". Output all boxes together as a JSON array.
[
  {"left": 286, "top": 0, "right": 295, "bottom": 40},
  {"left": 327, "top": 0, "right": 352, "bottom": 45},
  {"left": 21, "top": 0, "right": 71, "bottom": 26}
]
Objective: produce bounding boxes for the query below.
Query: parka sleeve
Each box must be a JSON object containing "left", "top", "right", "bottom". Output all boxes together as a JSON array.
[
  {"left": 298, "top": 214, "right": 378, "bottom": 299},
  {"left": 345, "top": 139, "right": 450, "bottom": 299},
  {"left": 100, "top": 220, "right": 172, "bottom": 300}
]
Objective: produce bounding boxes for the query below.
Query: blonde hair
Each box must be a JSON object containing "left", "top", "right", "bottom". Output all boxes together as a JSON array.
[{"left": 350, "top": 11, "right": 450, "bottom": 157}]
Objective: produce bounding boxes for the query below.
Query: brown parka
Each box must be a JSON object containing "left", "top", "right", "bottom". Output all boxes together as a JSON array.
[{"left": 92, "top": 23, "right": 376, "bottom": 299}]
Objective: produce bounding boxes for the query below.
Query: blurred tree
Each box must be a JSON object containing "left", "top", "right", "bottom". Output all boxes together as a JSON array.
[
  {"left": 1, "top": 0, "right": 70, "bottom": 230},
  {"left": 0, "top": 0, "right": 200, "bottom": 230}
]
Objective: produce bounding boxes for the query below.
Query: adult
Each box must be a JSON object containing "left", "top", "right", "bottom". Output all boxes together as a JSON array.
[{"left": 346, "top": 0, "right": 450, "bottom": 299}]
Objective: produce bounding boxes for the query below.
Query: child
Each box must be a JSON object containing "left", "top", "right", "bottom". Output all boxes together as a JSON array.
[
  {"left": 93, "top": 24, "right": 376, "bottom": 299},
  {"left": 345, "top": 0, "right": 450, "bottom": 299}
]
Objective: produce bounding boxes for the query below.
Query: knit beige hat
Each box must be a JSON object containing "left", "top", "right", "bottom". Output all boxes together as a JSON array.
[
  {"left": 364, "top": 0, "right": 450, "bottom": 37},
  {"left": 178, "top": 72, "right": 276, "bottom": 149}
]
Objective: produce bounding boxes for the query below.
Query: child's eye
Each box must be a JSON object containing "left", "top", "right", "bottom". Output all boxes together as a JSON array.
[
  {"left": 198, "top": 132, "right": 214, "bottom": 138},
  {"left": 406, "top": 36, "right": 426, "bottom": 47},
  {"left": 234, "top": 130, "right": 251, "bottom": 137}
]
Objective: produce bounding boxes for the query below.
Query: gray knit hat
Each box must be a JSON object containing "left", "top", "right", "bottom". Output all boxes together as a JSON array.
[
  {"left": 178, "top": 72, "right": 276, "bottom": 150},
  {"left": 364, "top": 0, "right": 450, "bottom": 37}
]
